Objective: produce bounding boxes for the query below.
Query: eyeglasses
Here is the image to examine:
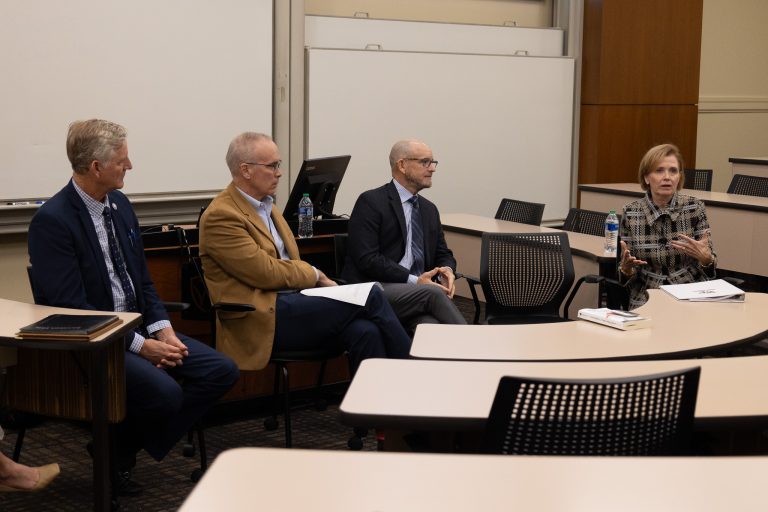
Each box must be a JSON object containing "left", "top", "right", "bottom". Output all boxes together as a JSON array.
[
  {"left": 243, "top": 160, "right": 282, "bottom": 172},
  {"left": 403, "top": 157, "right": 438, "bottom": 169}
]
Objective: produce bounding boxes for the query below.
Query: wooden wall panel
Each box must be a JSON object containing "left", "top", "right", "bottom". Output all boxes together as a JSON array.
[
  {"left": 582, "top": 0, "right": 703, "bottom": 105},
  {"left": 579, "top": 0, "right": 703, "bottom": 187},
  {"left": 579, "top": 105, "right": 699, "bottom": 184}
]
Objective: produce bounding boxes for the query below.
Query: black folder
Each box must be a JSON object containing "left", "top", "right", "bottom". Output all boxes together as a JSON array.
[{"left": 18, "top": 314, "right": 122, "bottom": 340}]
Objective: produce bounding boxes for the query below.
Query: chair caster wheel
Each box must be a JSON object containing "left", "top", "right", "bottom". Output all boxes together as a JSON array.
[
  {"left": 190, "top": 468, "right": 204, "bottom": 483},
  {"left": 264, "top": 417, "right": 279, "bottom": 431},
  {"left": 182, "top": 443, "right": 196, "bottom": 457},
  {"left": 347, "top": 436, "right": 363, "bottom": 450}
]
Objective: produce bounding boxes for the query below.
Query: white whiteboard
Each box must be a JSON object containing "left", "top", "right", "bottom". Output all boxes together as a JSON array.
[
  {"left": 0, "top": 0, "right": 272, "bottom": 201},
  {"left": 306, "top": 49, "right": 575, "bottom": 221},
  {"left": 305, "top": 15, "right": 564, "bottom": 56}
]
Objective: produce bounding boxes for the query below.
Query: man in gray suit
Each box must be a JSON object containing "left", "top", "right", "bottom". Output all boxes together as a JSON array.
[{"left": 342, "top": 139, "right": 466, "bottom": 333}]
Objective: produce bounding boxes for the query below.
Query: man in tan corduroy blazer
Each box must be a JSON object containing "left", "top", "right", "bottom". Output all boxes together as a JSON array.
[{"left": 199, "top": 132, "right": 411, "bottom": 372}]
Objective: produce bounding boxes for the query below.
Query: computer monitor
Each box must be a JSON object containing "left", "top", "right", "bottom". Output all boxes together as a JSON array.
[{"left": 282, "top": 155, "right": 351, "bottom": 219}]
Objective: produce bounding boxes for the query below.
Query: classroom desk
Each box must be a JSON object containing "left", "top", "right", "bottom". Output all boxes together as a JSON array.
[
  {"left": 441, "top": 213, "right": 612, "bottom": 313},
  {"left": 0, "top": 298, "right": 141, "bottom": 512},
  {"left": 409, "top": 289, "right": 768, "bottom": 361},
  {"left": 340, "top": 355, "right": 768, "bottom": 434},
  {"left": 730, "top": 157, "right": 768, "bottom": 178},
  {"left": 180, "top": 447, "right": 768, "bottom": 512},
  {"left": 578, "top": 183, "right": 768, "bottom": 278}
]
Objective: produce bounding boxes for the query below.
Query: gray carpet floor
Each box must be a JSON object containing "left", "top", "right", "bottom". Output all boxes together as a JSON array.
[
  {"left": 0, "top": 401, "right": 369, "bottom": 511},
  {"left": 0, "top": 297, "right": 480, "bottom": 511}
]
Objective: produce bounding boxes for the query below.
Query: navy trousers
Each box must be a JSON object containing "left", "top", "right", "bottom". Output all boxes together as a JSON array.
[
  {"left": 274, "top": 285, "right": 412, "bottom": 373},
  {"left": 120, "top": 335, "right": 238, "bottom": 462}
]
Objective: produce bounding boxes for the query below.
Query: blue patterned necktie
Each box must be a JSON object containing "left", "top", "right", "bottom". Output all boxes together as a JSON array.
[
  {"left": 103, "top": 206, "right": 138, "bottom": 312},
  {"left": 408, "top": 196, "right": 424, "bottom": 275}
]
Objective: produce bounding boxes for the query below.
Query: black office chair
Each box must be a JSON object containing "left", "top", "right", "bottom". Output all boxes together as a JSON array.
[
  {"left": 333, "top": 233, "right": 349, "bottom": 281},
  {"left": 494, "top": 198, "right": 545, "bottom": 226},
  {"left": 562, "top": 207, "right": 620, "bottom": 237},
  {"left": 178, "top": 229, "right": 347, "bottom": 450},
  {"left": 683, "top": 169, "right": 713, "bottom": 191},
  {"left": 483, "top": 367, "right": 701, "bottom": 456},
  {"left": 727, "top": 174, "right": 768, "bottom": 198},
  {"left": 561, "top": 211, "right": 630, "bottom": 312},
  {"left": 467, "top": 232, "right": 575, "bottom": 324}
]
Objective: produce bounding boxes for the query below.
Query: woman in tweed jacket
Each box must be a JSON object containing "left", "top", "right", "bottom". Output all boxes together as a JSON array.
[{"left": 619, "top": 144, "right": 717, "bottom": 309}]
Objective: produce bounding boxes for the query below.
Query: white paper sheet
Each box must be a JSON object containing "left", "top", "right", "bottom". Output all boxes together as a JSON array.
[
  {"left": 300, "top": 282, "right": 381, "bottom": 306},
  {"left": 659, "top": 279, "right": 745, "bottom": 302}
]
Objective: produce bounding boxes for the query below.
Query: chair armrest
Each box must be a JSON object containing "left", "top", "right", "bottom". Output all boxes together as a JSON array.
[
  {"left": 722, "top": 276, "right": 746, "bottom": 288},
  {"left": 563, "top": 274, "right": 603, "bottom": 320},
  {"left": 456, "top": 272, "right": 482, "bottom": 324},
  {"left": 212, "top": 302, "right": 256, "bottom": 313},
  {"left": 163, "top": 301, "right": 190, "bottom": 312},
  {"left": 563, "top": 274, "right": 629, "bottom": 319}
]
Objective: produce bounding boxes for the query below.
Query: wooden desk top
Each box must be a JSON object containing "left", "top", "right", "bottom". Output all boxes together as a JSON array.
[
  {"left": 0, "top": 298, "right": 142, "bottom": 350},
  {"left": 441, "top": 212, "right": 609, "bottom": 262},
  {"left": 579, "top": 182, "right": 768, "bottom": 212},
  {"left": 181, "top": 447, "right": 768, "bottom": 512},
  {"left": 340, "top": 356, "right": 768, "bottom": 431},
  {"left": 410, "top": 290, "right": 768, "bottom": 361}
]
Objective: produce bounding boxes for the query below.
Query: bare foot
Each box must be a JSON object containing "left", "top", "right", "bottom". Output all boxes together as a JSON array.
[{"left": 0, "top": 460, "right": 40, "bottom": 490}]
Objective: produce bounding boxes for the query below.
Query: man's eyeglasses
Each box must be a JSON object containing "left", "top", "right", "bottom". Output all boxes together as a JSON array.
[
  {"left": 244, "top": 160, "right": 282, "bottom": 172},
  {"left": 403, "top": 157, "right": 438, "bottom": 168}
]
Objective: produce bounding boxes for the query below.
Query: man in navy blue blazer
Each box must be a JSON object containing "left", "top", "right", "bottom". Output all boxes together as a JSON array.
[
  {"left": 27, "top": 119, "right": 238, "bottom": 494},
  {"left": 342, "top": 139, "right": 466, "bottom": 334}
]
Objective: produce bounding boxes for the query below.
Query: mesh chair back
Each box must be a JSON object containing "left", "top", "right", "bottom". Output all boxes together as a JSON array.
[
  {"left": 484, "top": 367, "right": 701, "bottom": 456},
  {"left": 494, "top": 198, "right": 545, "bottom": 225},
  {"left": 683, "top": 169, "right": 713, "bottom": 191},
  {"left": 727, "top": 174, "right": 768, "bottom": 198},
  {"left": 562, "top": 208, "right": 618, "bottom": 237},
  {"left": 480, "top": 232, "right": 574, "bottom": 323}
]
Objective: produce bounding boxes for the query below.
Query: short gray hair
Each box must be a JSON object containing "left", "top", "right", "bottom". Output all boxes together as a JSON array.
[
  {"left": 225, "top": 132, "right": 272, "bottom": 176},
  {"left": 67, "top": 119, "right": 127, "bottom": 174}
]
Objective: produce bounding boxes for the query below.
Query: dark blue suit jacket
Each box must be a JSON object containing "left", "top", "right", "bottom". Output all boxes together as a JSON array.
[
  {"left": 342, "top": 181, "right": 456, "bottom": 284},
  {"left": 28, "top": 180, "right": 168, "bottom": 330}
]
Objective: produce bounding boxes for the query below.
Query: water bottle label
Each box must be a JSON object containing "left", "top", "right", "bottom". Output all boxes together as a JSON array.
[
  {"left": 299, "top": 207, "right": 312, "bottom": 216},
  {"left": 605, "top": 222, "right": 618, "bottom": 232}
]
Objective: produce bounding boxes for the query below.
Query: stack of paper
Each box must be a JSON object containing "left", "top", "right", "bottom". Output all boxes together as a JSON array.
[
  {"left": 659, "top": 279, "right": 745, "bottom": 302},
  {"left": 577, "top": 308, "right": 651, "bottom": 331}
]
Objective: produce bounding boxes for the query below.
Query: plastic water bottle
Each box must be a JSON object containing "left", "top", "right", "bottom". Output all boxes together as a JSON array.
[
  {"left": 298, "top": 193, "right": 314, "bottom": 238},
  {"left": 604, "top": 209, "right": 619, "bottom": 255}
]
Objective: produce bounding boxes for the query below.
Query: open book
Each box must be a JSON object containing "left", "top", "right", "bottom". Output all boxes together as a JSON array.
[
  {"left": 577, "top": 308, "right": 651, "bottom": 331},
  {"left": 659, "top": 279, "right": 745, "bottom": 302}
]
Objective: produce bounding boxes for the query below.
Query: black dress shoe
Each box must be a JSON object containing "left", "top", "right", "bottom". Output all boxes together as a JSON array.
[{"left": 112, "top": 470, "right": 143, "bottom": 497}]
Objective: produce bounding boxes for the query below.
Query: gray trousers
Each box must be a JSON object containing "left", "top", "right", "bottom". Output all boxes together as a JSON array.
[{"left": 380, "top": 283, "right": 467, "bottom": 336}]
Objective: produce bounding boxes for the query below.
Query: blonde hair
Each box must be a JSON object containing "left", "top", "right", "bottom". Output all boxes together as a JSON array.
[
  {"left": 638, "top": 143, "right": 685, "bottom": 191},
  {"left": 67, "top": 119, "right": 127, "bottom": 174}
]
